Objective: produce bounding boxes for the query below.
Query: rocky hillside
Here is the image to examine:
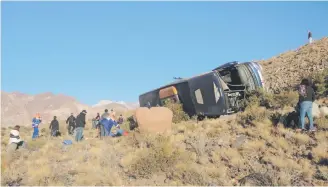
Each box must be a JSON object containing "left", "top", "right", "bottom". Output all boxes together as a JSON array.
[
  {"left": 0, "top": 91, "right": 138, "bottom": 127},
  {"left": 260, "top": 37, "right": 328, "bottom": 93}
]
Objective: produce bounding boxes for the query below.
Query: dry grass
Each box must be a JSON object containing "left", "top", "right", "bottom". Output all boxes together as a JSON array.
[
  {"left": 292, "top": 133, "right": 311, "bottom": 145},
  {"left": 276, "top": 137, "right": 291, "bottom": 152},
  {"left": 2, "top": 107, "right": 327, "bottom": 186},
  {"left": 315, "top": 116, "right": 328, "bottom": 130}
]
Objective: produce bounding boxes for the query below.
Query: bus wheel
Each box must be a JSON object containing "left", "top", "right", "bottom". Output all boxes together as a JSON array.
[{"left": 197, "top": 115, "right": 205, "bottom": 121}]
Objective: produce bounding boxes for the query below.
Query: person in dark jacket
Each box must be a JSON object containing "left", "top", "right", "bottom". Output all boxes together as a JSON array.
[
  {"left": 49, "top": 116, "right": 60, "bottom": 137},
  {"left": 308, "top": 30, "right": 313, "bottom": 44},
  {"left": 75, "top": 110, "right": 87, "bottom": 141},
  {"left": 66, "top": 113, "right": 76, "bottom": 135},
  {"left": 92, "top": 113, "right": 100, "bottom": 129},
  {"left": 298, "top": 79, "right": 316, "bottom": 131},
  {"left": 117, "top": 114, "right": 124, "bottom": 125}
]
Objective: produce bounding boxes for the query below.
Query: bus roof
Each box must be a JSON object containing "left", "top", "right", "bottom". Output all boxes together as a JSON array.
[{"left": 139, "top": 71, "right": 213, "bottom": 97}]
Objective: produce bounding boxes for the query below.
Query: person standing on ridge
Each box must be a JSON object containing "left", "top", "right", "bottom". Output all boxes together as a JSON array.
[
  {"left": 308, "top": 30, "right": 313, "bottom": 44},
  {"left": 32, "top": 113, "right": 42, "bottom": 140},
  {"left": 49, "top": 116, "right": 60, "bottom": 137},
  {"left": 75, "top": 110, "right": 87, "bottom": 142},
  {"left": 66, "top": 113, "right": 76, "bottom": 135}
]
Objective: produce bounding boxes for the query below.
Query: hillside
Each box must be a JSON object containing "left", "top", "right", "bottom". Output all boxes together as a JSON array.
[
  {"left": 0, "top": 91, "right": 138, "bottom": 127},
  {"left": 260, "top": 37, "right": 328, "bottom": 93}
]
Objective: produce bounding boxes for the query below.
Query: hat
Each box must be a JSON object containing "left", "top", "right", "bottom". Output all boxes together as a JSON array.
[{"left": 82, "top": 110, "right": 87, "bottom": 113}]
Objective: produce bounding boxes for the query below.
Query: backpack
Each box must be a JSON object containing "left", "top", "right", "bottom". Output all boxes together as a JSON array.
[{"left": 298, "top": 85, "right": 307, "bottom": 98}]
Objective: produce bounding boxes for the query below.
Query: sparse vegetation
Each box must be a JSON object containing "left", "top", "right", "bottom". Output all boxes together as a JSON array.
[
  {"left": 2, "top": 104, "right": 328, "bottom": 186},
  {"left": 311, "top": 68, "right": 328, "bottom": 97},
  {"left": 163, "top": 99, "right": 190, "bottom": 123}
]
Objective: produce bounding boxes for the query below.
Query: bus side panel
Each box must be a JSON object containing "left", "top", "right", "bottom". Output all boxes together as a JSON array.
[
  {"left": 139, "top": 91, "right": 161, "bottom": 107},
  {"left": 175, "top": 83, "right": 196, "bottom": 117},
  {"left": 188, "top": 73, "right": 226, "bottom": 117}
]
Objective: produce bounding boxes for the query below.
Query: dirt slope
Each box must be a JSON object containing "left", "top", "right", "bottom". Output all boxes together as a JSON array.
[{"left": 260, "top": 37, "right": 328, "bottom": 93}]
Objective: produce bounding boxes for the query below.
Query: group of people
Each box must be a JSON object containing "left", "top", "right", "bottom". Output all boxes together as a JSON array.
[
  {"left": 92, "top": 109, "right": 125, "bottom": 139},
  {"left": 28, "top": 109, "right": 125, "bottom": 143}
]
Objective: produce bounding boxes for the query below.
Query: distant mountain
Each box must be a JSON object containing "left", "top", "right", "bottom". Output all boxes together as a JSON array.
[
  {"left": 0, "top": 91, "right": 138, "bottom": 127},
  {"left": 92, "top": 100, "right": 139, "bottom": 109}
]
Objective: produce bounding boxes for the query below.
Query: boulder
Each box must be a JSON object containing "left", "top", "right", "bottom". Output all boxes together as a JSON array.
[
  {"left": 312, "top": 102, "right": 321, "bottom": 118},
  {"left": 319, "top": 106, "right": 328, "bottom": 116},
  {"left": 238, "top": 173, "right": 273, "bottom": 186},
  {"left": 231, "top": 135, "right": 247, "bottom": 148},
  {"left": 134, "top": 107, "right": 173, "bottom": 133}
]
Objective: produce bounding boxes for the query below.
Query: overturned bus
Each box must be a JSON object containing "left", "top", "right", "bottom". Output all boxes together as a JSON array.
[{"left": 139, "top": 61, "right": 264, "bottom": 118}]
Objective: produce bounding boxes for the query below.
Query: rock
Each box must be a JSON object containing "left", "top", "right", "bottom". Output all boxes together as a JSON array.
[
  {"left": 232, "top": 135, "right": 247, "bottom": 148},
  {"left": 307, "top": 152, "right": 313, "bottom": 160},
  {"left": 238, "top": 173, "right": 273, "bottom": 186},
  {"left": 300, "top": 145, "right": 306, "bottom": 151},
  {"left": 152, "top": 174, "right": 166, "bottom": 185},
  {"left": 319, "top": 106, "right": 328, "bottom": 116},
  {"left": 190, "top": 152, "right": 197, "bottom": 162},
  {"left": 312, "top": 102, "right": 321, "bottom": 118},
  {"left": 197, "top": 156, "right": 209, "bottom": 165},
  {"left": 134, "top": 107, "right": 173, "bottom": 133},
  {"left": 309, "top": 138, "right": 316, "bottom": 145}
]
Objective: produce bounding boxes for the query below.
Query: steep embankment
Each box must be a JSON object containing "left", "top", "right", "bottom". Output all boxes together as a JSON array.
[{"left": 260, "top": 37, "right": 328, "bottom": 93}]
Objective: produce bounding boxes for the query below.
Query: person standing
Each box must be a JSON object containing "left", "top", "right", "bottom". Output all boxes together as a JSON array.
[
  {"left": 308, "top": 30, "right": 313, "bottom": 44},
  {"left": 75, "top": 110, "right": 87, "bottom": 142},
  {"left": 49, "top": 116, "right": 60, "bottom": 137},
  {"left": 92, "top": 113, "right": 100, "bottom": 129},
  {"left": 298, "top": 78, "right": 316, "bottom": 131},
  {"left": 66, "top": 113, "right": 76, "bottom": 135},
  {"left": 99, "top": 109, "right": 110, "bottom": 138},
  {"left": 32, "top": 113, "right": 42, "bottom": 140},
  {"left": 117, "top": 114, "right": 124, "bottom": 125}
]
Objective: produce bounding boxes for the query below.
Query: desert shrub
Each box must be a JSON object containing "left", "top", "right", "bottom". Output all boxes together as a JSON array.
[
  {"left": 243, "top": 89, "right": 298, "bottom": 110},
  {"left": 272, "top": 91, "right": 299, "bottom": 108},
  {"left": 237, "top": 102, "right": 271, "bottom": 124},
  {"left": 311, "top": 68, "right": 328, "bottom": 97},
  {"left": 172, "top": 165, "right": 209, "bottom": 186},
  {"left": 163, "top": 99, "right": 189, "bottom": 123},
  {"left": 125, "top": 135, "right": 181, "bottom": 178}
]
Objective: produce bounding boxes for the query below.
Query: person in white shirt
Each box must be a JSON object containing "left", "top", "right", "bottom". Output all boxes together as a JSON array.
[{"left": 8, "top": 125, "right": 25, "bottom": 150}]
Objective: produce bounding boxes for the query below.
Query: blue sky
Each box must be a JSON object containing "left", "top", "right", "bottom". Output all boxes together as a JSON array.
[{"left": 2, "top": 2, "right": 328, "bottom": 105}]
